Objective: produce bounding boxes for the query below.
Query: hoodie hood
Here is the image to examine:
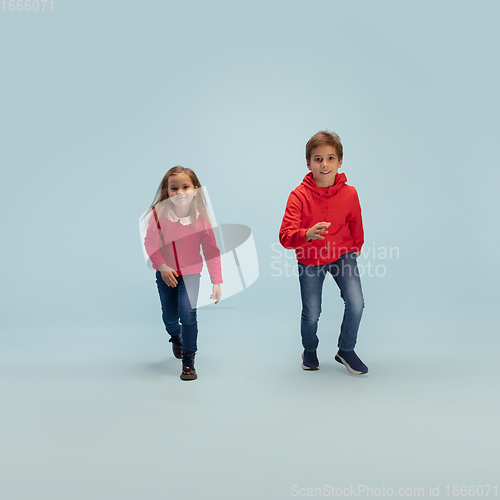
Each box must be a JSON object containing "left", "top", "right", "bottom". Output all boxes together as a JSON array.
[{"left": 301, "top": 172, "right": 347, "bottom": 196}]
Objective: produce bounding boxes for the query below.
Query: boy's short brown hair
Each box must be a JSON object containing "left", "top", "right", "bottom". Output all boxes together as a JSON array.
[{"left": 306, "top": 131, "right": 343, "bottom": 161}]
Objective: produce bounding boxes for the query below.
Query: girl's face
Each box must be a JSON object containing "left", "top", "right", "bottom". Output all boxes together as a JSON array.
[{"left": 168, "top": 173, "right": 197, "bottom": 208}]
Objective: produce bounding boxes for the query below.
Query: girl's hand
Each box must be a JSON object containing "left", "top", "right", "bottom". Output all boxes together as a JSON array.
[
  {"left": 210, "top": 284, "right": 221, "bottom": 304},
  {"left": 159, "top": 265, "right": 179, "bottom": 287},
  {"left": 305, "top": 222, "right": 331, "bottom": 241}
]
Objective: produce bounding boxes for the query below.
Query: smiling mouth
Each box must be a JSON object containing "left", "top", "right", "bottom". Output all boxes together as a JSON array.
[{"left": 320, "top": 171, "right": 331, "bottom": 174}]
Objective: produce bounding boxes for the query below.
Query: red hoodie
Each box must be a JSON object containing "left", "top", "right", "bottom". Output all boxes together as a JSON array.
[{"left": 279, "top": 172, "right": 364, "bottom": 265}]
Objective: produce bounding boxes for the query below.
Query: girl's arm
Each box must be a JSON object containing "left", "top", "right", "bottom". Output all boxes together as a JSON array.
[
  {"left": 200, "top": 224, "right": 223, "bottom": 285},
  {"left": 199, "top": 225, "right": 222, "bottom": 304},
  {"left": 145, "top": 219, "right": 179, "bottom": 286},
  {"left": 158, "top": 263, "right": 179, "bottom": 287},
  {"left": 144, "top": 214, "right": 167, "bottom": 270},
  {"left": 210, "top": 284, "right": 221, "bottom": 304}
]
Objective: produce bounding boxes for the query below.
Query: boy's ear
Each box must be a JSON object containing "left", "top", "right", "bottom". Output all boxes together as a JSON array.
[{"left": 306, "top": 160, "right": 312, "bottom": 170}]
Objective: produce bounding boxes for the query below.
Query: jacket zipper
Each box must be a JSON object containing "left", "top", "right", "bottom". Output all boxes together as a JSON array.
[{"left": 325, "top": 203, "right": 328, "bottom": 251}]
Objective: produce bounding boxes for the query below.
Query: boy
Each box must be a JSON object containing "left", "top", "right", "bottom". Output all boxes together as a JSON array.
[{"left": 279, "top": 131, "right": 368, "bottom": 374}]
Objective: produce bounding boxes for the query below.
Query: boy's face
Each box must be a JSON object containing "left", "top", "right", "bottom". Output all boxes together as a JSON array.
[{"left": 306, "top": 144, "right": 343, "bottom": 187}]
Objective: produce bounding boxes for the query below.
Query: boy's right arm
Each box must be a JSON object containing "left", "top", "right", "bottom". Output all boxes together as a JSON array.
[
  {"left": 280, "top": 192, "right": 331, "bottom": 248},
  {"left": 279, "top": 193, "right": 313, "bottom": 248}
]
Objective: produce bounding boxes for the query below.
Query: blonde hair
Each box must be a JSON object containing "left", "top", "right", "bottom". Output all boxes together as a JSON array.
[{"left": 142, "top": 166, "right": 212, "bottom": 231}]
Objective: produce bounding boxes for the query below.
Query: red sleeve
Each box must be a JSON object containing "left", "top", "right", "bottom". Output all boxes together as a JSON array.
[
  {"left": 200, "top": 225, "right": 223, "bottom": 284},
  {"left": 144, "top": 214, "right": 166, "bottom": 270},
  {"left": 279, "top": 191, "right": 310, "bottom": 249},
  {"left": 347, "top": 188, "right": 364, "bottom": 252}
]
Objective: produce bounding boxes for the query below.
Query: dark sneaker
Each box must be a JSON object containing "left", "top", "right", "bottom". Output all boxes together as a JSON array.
[
  {"left": 302, "top": 349, "right": 320, "bottom": 370},
  {"left": 169, "top": 326, "right": 182, "bottom": 359},
  {"left": 335, "top": 349, "right": 368, "bottom": 374},
  {"left": 180, "top": 354, "right": 197, "bottom": 380}
]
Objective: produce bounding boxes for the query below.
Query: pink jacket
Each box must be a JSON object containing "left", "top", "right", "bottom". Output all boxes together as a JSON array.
[{"left": 144, "top": 210, "right": 223, "bottom": 284}]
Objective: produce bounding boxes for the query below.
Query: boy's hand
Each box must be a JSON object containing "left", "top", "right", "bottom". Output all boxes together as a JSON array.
[
  {"left": 354, "top": 251, "right": 360, "bottom": 258},
  {"left": 305, "top": 222, "right": 331, "bottom": 241},
  {"left": 210, "top": 284, "right": 221, "bottom": 304},
  {"left": 159, "top": 264, "right": 179, "bottom": 287}
]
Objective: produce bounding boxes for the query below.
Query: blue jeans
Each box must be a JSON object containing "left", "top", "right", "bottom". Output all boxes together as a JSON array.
[
  {"left": 298, "top": 252, "right": 364, "bottom": 352},
  {"left": 155, "top": 271, "right": 200, "bottom": 355}
]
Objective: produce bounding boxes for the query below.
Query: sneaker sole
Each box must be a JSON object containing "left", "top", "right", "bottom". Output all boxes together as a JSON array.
[
  {"left": 335, "top": 354, "right": 368, "bottom": 375},
  {"left": 302, "top": 353, "right": 319, "bottom": 371},
  {"left": 180, "top": 373, "right": 197, "bottom": 380}
]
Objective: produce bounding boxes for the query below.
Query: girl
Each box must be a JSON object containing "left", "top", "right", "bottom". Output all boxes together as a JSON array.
[{"left": 143, "top": 166, "right": 222, "bottom": 381}]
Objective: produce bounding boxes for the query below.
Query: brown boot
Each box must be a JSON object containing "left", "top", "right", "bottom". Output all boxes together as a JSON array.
[
  {"left": 180, "top": 354, "right": 197, "bottom": 380},
  {"left": 169, "top": 326, "right": 182, "bottom": 359}
]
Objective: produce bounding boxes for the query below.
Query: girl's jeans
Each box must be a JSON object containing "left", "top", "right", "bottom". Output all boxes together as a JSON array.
[
  {"left": 155, "top": 271, "right": 201, "bottom": 355},
  {"left": 298, "top": 252, "right": 364, "bottom": 352}
]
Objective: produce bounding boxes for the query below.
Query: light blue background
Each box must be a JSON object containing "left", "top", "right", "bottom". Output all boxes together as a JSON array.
[{"left": 1, "top": 1, "right": 499, "bottom": 499}]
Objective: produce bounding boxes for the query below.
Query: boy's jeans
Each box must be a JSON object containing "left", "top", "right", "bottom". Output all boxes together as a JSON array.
[
  {"left": 298, "top": 252, "right": 364, "bottom": 352},
  {"left": 155, "top": 271, "right": 200, "bottom": 355}
]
